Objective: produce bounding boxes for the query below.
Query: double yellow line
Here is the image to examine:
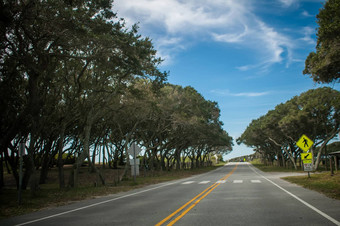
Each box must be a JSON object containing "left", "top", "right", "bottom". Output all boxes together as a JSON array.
[{"left": 155, "top": 164, "right": 238, "bottom": 226}]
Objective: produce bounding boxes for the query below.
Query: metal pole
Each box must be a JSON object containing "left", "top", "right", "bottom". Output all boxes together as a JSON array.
[
  {"left": 330, "top": 156, "right": 334, "bottom": 176},
  {"left": 18, "top": 142, "right": 25, "bottom": 205},
  {"left": 133, "top": 143, "right": 136, "bottom": 183}
]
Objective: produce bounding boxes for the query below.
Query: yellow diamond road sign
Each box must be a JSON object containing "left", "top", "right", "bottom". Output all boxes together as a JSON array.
[
  {"left": 301, "top": 153, "right": 312, "bottom": 163},
  {"left": 296, "top": 134, "right": 314, "bottom": 152}
]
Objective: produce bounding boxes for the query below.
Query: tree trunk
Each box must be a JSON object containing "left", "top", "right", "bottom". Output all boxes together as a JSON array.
[
  {"left": 4, "top": 146, "right": 19, "bottom": 188},
  {"left": 175, "top": 149, "right": 181, "bottom": 170},
  {"left": 113, "top": 145, "right": 119, "bottom": 169},
  {"left": 39, "top": 139, "right": 54, "bottom": 184},
  {"left": 69, "top": 110, "right": 94, "bottom": 188},
  {"left": 313, "top": 129, "right": 338, "bottom": 170},
  {"left": 269, "top": 138, "right": 297, "bottom": 170},
  {"left": 0, "top": 151, "right": 4, "bottom": 188},
  {"left": 88, "top": 155, "right": 106, "bottom": 185},
  {"left": 91, "top": 142, "right": 98, "bottom": 169},
  {"left": 120, "top": 138, "right": 133, "bottom": 181},
  {"left": 120, "top": 148, "right": 130, "bottom": 181},
  {"left": 102, "top": 145, "right": 106, "bottom": 169},
  {"left": 160, "top": 151, "right": 166, "bottom": 171},
  {"left": 27, "top": 134, "right": 39, "bottom": 196},
  {"left": 58, "top": 122, "right": 66, "bottom": 189}
]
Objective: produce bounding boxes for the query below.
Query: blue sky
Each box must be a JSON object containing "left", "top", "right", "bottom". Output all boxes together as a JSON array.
[{"left": 113, "top": 0, "right": 340, "bottom": 160}]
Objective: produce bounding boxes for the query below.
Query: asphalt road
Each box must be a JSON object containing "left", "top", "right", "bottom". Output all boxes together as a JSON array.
[{"left": 2, "top": 162, "right": 340, "bottom": 226}]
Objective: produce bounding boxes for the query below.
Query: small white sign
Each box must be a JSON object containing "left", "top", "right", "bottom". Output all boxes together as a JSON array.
[
  {"left": 131, "top": 165, "right": 140, "bottom": 176},
  {"left": 129, "top": 159, "right": 140, "bottom": 165},
  {"left": 127, "top": 142, "right": 142, "bottom": 157},
  {"left": 303, "top": 163, "right": 313, "bottom": 172}
]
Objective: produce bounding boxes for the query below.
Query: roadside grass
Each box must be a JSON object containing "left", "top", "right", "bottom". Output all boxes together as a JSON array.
[
  {"left": 251, "top": 161, "right": 340, "bottom": 200},
  {"left": 283, "top": 173, "right": 340, "bottom": 200},
  {"left": 0, "top": 164, "right": 223, "bottom": 219},
  {"left": 251, "top": 163, "right": 303, "bottom": 173}
]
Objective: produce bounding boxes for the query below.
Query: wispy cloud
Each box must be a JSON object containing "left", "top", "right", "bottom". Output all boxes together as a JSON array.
[
  {"left": 211, "top": 89, "right": 270, "bottom": 97},
  {"left": 279, "top": 0, "right": 296, "bottom": 7},
  {"left": 114, "top": 0, "right": 249, "bottom": 64},
  {"left": 233, "top": 92, "right": 271, "bottom": 97},
  {"left": 113, "top": 0, "right": 304, "bottom": 68},
  {"left": 301, "top": 10, "right": 313, "bottom": 17},
  {"left": 212, "top": 25, "right": 248, "bottom": 43},
  {"left": 299, "top": 26, "right": 316, "bottom": 45}
]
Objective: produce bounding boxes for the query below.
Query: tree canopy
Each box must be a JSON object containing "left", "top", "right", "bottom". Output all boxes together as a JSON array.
[
  {"left": 0, "top": 0, "right": 232, "bottom": 190},
  {"left": 303, "top": 0, "right": 340, "bottom": 83},
  {"left": 238, "top": 87, "right": 340, "bottom": 170}
]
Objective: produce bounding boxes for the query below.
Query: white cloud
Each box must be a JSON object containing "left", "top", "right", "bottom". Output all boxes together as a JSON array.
[
  {"left": 233, "top": 92, "right": 271, "bottom": 97},
  {"left": 299, "top": 26, "right": 316, "bottom": 45},
  {"left": 234, "top": 19, "right": 294, "bottom": 71},
  {"left": 114, "top": 0, "right": 246, "bottom": 34},
  {"left": 279, "top": 0, "right": 296, "bottom": 7},
  {"left": 113, "top": 0, "right": 297, "bottom": 68},
  {"left": 301, "top": 10, "right": 313, "bottom": 17},
  {"left": 212, "top": 25, "right": 248, "bottom": 43},
  {"left": 211, "top": 89, "right": 270, "bottom": 97}
]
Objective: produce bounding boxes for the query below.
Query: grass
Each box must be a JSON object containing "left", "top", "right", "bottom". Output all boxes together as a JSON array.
[
  {"left": 251, "top": 163, "right": 303, "bottom": 173},
  {"left": 283, "top": 172, "right": 340, "bottom": 200},
  {"left": 0, "top": 164, "right": 223, "bottom": 219},
  {"left": 251, "top": 161, "right": 340, "bottom": 200}
]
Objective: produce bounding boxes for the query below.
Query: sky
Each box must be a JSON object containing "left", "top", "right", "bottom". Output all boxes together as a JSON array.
[{"left": 112, "top": 0, "right": 340, "bottom": 160}]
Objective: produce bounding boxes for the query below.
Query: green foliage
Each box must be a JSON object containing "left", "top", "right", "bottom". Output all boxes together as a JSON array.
[
  {"left": 303, "top": 0, "right": 340, "bottom": 83},
  {"left": 323, "top": 141, "right": 340, "bottom": 153},
  {"left": 53, "top": 153, "right": 75, "bottom": 165},
  {"left": 238, "top": 87, "right": 340, "bottom": 170},
  {"left": 0, "top": 0, "right": 232, "bottom": 191}
]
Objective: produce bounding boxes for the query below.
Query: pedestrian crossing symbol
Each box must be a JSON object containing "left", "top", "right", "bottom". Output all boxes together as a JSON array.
[
  {"left": 296, "top": 134, "right": 314, "bottom": 152},
  {"left": 301, "top": 153, "right": 312, "bottom": 163}
]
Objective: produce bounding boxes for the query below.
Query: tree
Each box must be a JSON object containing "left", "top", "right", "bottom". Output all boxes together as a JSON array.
[
  {"left": 0, "top": 0, "right": 166, "bottom": 190},
  {"left": 287, "top": 88, "right": 340, "bottom": 170},
  {"left": 303, "top": 0, "right": 340, "bottom": 83},
  {"left": 238, "top": 87, "right": 340, "bottom": 170}
]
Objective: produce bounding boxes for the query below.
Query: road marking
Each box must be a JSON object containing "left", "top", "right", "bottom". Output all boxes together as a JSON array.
[
  {"left": 251, "top": 180, "right": 261, "bottom": 183},
  {"left": 199, "top": 181, "right": 210, "bottom": 184},
  {"left": 249, "top": 165, "right": 340, "bottom": 226},
  {"left": 216, "top": 180, "right": 226, "bottom": 184},
  {"left": 233, "top": 180, "right": 243, "bottom": 183},
  {"left": 155, "top": 164, "right": 239, "bottom": 226},
  {"left": 14, "top": 181, "right": 180, "bottom": 226},
  {"left": 14, "top": 165, "right": 233, "bottom": 226},
  {"left": 182, "top": 181, "right": 195, "bottom": 184},
  {"left": 179, "top": 179, "right": 263, "bottom": 185}
]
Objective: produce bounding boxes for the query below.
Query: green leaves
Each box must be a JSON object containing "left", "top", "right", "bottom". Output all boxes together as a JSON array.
[
  {"left": 238, "top": 87, "right": 340, "bottom": 169},
  {"left": 303, "top": 0, "right": 340, "bottom": 83}
]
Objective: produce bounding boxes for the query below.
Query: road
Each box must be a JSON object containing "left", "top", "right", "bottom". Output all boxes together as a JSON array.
[{"left": 2, "top": 162, "right": 340, "bottom": 226}]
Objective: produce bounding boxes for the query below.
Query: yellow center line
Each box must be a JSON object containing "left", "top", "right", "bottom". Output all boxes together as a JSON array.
[
  {"left": 155, "top": 163, "right": 238, "bottom": 226},
  {"left": 154, "top": 183, "right": 217, "bottom": 226},
  {"left": 167, "top": 183, "right": 219, "bottom": 226}
]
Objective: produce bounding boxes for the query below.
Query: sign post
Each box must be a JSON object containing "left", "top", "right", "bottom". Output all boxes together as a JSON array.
[
  {"left": 296, "top": 135, "right": 314, "bottom": 178},
  {"left": 127, "top": 143, "right": 142, "bottom": 183}
]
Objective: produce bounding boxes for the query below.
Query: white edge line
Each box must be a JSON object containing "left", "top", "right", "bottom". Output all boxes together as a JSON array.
[
  {"left": 249, "top": 165, "right": 340, "bottom": 226},
  {"left": 16, "top": 166, "right": 223, "bottom": 226},
  {"left": 15, "top": 181, "right": 177, "bottom": 226}
]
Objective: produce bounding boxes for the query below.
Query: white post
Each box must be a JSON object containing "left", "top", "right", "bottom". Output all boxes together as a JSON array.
[{"left": 133, "top": 143, "right": 136, "bottom": 183}]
